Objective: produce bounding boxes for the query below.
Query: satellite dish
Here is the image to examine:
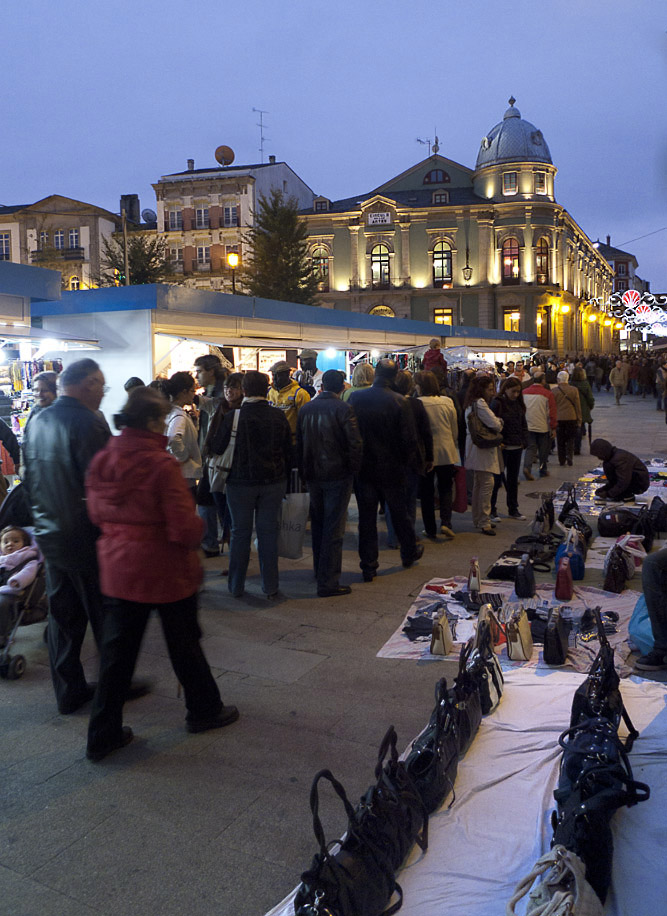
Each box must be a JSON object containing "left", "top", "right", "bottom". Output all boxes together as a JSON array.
[
  {"left": 141, "top": 208, "right": 157, "bottom": 223},
  {"left": 215, "top": 145, "right": 235, "bottom": 167}
]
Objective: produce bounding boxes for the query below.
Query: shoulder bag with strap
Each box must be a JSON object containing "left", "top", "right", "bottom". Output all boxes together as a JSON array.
[{"left": 208, "top": 409, "right": 240, "bottom": 493}]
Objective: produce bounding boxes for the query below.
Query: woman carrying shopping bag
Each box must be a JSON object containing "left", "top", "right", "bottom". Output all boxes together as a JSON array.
[{"left": 464, "top": 375, "right": 503, "bottom": 536}]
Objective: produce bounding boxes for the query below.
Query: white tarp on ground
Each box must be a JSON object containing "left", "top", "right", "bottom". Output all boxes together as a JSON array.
[{"left": 265, "top": 668, "right": 667, "bottom": 916}]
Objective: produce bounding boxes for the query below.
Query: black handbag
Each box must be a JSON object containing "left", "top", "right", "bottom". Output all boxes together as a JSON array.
[
  {"left": 294, "top": 769, "right": 402, "bottom": 916},
  {"left": 570, "top": 607, "right": 639, "bottom": 750},
  {"left": 602, "top": 545, "right": 628, "bottom": 594},
  {"left": 543, "top": 606, "right": 569, "bottom": 665},
  {"left": 597, "top": 506, "right": 641, "bottom": 538},
  {"left": 558, "top": 484, "right": 579, "bottom": 523},
  {"left": 467, "top": 402, "right": 503, "bottom": 449},
  {"left": 648, "top": 494, "right": 667, "bottom": 535},
  {"left": 405, "top": 678, "right": 458, "bottom": 814},
  {"left": 448, "top": 640, "right": 482, "bottom": 755},
  {"left": 542, "top": 492, "right": 555, "bottom": 531},
  {"left": 514, "top": 553, "right": 536, "bottom": 598},
  {"left": 551, "top": 717, "right": 650, "bottom": 904},
  {"left": 372, "top": 726, "right": 429, "bottom": 861},
  {"left": 468, "top": 621, "right": 504, "bottom": 715}
]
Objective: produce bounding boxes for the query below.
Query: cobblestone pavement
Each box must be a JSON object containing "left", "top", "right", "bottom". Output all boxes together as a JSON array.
[{"left": 1, "top": 387, "right": 664, "bottom": 916}]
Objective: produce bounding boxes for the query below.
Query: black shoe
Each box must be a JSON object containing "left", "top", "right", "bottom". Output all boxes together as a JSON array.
[
  {"left": 187, "top": 705, "right": 240, "bottom": 733},
  {"left": 402, "top": 544, "right": 424, "bottom": 568},
  {"left": 86, "top": 726, "right": 134, "bottom": 762},
  {"left": 317, "top": 586, "right": 352, "bottom": 597},
  {"left": 126, "top": 680, "right": 151, "bottom": 702},
  {"left": 566, "top": 459, "right": 573, "bottom": 467},
  {"left": 539, "top": 469, "right": 550, "bottom": 478},
  {"left": 480, "top": 526, "right": 497, "bottom": 536},
  {"left": 202, "top": 548, "right": 220, "bottom": 558},
  {"left": 634, "top": 650, "right": 667, "bottom": 672},
  {"left": 362, "top": 571, "right": 376, "bottom": 582}
]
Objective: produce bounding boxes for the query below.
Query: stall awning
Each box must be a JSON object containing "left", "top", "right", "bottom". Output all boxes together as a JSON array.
[{"left": 0, "top": 326, "right": 99, "bottom": 349}]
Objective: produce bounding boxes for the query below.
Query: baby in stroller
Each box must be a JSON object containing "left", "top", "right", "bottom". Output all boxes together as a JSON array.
[{"left": 0, "top": 526, "right": 47, "bottom": 678}]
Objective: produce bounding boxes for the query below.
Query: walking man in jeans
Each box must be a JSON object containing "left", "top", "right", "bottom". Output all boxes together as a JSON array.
[
  {"left": 522, "top": 370, "right": 557, "bottom": 479},
  {"left": 297, "top": 370, "right": 363, "bottom": 597}
]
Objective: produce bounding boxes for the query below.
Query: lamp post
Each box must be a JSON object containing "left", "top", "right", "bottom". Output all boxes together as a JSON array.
[{"left": 227, "top": 251, "right": 239, "bottom": 293}]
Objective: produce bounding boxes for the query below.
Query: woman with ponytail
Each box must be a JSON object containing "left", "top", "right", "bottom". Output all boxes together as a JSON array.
[{"left": 164, "top": 371, "right": 201, "bottom": 493}]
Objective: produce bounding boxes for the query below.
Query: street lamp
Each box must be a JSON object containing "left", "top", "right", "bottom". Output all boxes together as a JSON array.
[{"left": 227, "top": 251, "right": 239, "bottom": 293}]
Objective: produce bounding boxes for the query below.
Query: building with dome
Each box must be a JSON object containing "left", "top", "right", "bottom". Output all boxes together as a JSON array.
[{"left": 301, "top": 99, "right": 615, "bottom": 354}]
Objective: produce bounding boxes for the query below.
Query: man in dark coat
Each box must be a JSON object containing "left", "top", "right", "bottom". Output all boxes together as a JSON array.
[
  {"left": 23, "top": 359, "right": 146, "bottom": 714},
  {"left": 590, "top": 438, "right": 650, "bottom": 501},
  {"left": 297, "top": 370, "right": 363, "bottom": 597},
  {"left": 348, "top": 359, "right": 423, "bottom": 580}
]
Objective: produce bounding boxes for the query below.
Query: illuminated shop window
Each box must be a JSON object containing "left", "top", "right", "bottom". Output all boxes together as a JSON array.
[
  {"left": 370, "top": 244, "right": 390, "bottom": 289},
  {"left": 502, "top": 238, "right": 520, "bottom": 285},
  {"left": 503, "top": 308, "right": 520, "bottom": 333},
  {"left": 69, "top": 276, "right": 80, "bottom": 290},
  {"left": 502, "top": 172, "right": 518, "bottom": 196},
  {"left": 432, "top": 242, "right": 453, "bottom": 288},
  {"left": 536, "top": 238, "right": 549, "bottom": 285},
  {"left": 433, "top": 308, "right": 453, "bottom": 326}
]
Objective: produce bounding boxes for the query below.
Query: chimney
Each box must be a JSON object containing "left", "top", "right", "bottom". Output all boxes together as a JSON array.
[
  {"left": 187, "top": 158, "right": 195, "bottom": 171},
  {"left": 119, "top": 194, "right": 140, "bottom": 225},
  {"left": 268, "top": 155, "right": 276, "bottom": 164},
  {"left": 606, "top": 235, "right": 611, "bottom": 246}
]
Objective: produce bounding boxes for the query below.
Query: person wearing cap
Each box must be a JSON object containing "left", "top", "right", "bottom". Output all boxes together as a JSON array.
[
  {"left": 553, "top": 370, "right": 582, "bottom": 467},
  {"left": 267, "top": 361, "right": 310, "bottom": 443},
  {"left": 296, "top": 349, "right": 324, "bottom": 397},
  {"left": 590, "top": 438, "right": 649, "bottom": 502},
  {"left": 296, "top": 370, "right": 362, "bottom": 597}
]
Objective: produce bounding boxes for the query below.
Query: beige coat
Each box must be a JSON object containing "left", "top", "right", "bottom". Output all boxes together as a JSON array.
[
  {"left": 464, "top": 399, "right": 503, "bottom": 474},
  {"left": 554, "top": 384, "right": 583, "bottom": 423},
  {"left": 419, "top": 395, "right": 460, "bottom": 466}
]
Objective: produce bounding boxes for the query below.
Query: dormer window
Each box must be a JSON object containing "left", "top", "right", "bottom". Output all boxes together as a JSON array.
[
  {"left": 534, "top": 171, "right": 546, "bottom": 195},
  {"left": 502, "top": 172, "right": 518, "bottom": 196},
  {"left": 423, "top": 169, "right": 450, "bottom": 185},
  {"left": 432, "top": 191, "right": 449, "bottom": 205},
  {"left": 314, "top": 198, "right": 330, "bottom": 212}
]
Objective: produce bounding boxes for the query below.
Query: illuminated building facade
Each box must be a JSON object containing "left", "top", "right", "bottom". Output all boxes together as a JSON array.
[{"left": 302, "top": 99, "right": 615, "bottom": 354}]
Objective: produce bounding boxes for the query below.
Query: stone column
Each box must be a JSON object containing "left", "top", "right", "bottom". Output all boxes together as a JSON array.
[{"left": 348, "top": 225, "right": 360, "bottom": 287}]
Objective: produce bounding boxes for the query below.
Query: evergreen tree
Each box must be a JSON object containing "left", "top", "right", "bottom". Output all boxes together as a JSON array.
[
  {"left": 98, "top": 233, "right": 173, "bottom": 286},
  {"left": 242, "top": 189, "right": 319, "bottom": 305}
]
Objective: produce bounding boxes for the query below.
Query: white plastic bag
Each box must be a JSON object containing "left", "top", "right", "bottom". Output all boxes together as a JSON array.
[{"left": 277, "top": 491, "right": 309, "bottom": 559}]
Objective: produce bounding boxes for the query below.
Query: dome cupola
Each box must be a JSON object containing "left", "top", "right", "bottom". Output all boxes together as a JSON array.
[{"left": 475, "top": 97, "right": 552, "bottom": 170}]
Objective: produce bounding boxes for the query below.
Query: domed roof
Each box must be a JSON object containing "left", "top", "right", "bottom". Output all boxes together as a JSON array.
[{"left": 475, "top": 97, "right": 552, "bottom": 169}]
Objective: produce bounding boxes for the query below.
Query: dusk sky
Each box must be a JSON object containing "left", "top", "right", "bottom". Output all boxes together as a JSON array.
[{"left": 2, "top": 1, "right": 665, "bottom": 289}]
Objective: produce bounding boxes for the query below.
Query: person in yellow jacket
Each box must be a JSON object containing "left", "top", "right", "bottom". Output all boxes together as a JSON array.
[{"left": 268, "top": 361, "right": 310, "bottom": 442}]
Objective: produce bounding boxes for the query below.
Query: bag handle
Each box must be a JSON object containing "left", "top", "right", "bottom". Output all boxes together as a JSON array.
[
  {"left": 374, "top": 724, "right": 399, "bottom": 779},
  {"left": 308, "top": 769, "right": 357, "bottom": 856}
]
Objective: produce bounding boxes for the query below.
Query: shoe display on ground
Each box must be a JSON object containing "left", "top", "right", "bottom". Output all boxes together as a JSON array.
[
  {"left": 439, "top": 525, "right": 455, "bottom": 538},
  {"left": 402, "top": 544, "right": 425, "bottom": 568},
  {"left": 86, "top": 726, "right": 134, "bottom": 762},
  {"left": 634, "top": 650, "right": 667, "bottom": 672},
  {"left": 187, "top": 705, "right": 240, "bottom": 733},
  {"left": 317, "top": 586, "right": 352, "bottom": 598}
]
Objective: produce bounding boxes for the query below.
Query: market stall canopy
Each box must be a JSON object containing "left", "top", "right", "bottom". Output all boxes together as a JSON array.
[
  {"left": 31, "top": 284, "right": 535, "bottom": 354},
  {"left": 0, "top": 326, "right": 99, "bottom": 350}
]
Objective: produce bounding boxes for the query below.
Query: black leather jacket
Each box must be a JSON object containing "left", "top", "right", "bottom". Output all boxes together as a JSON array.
[
  {"left": 210, "top": 399, "right": 293, "bottom": 485},
  {"left": 348, "top": 379, "right": 418, "bottom": 484},
  {"left": 296, "top": 392, "right": 363, "bottom": 482},
  {"left": 23, "top": 396, "right": 110, "bottom": 568}
]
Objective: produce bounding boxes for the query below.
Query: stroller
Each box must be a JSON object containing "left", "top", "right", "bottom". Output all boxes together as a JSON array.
[{"left": 0, "top": 563, "right": 48, "bottom": 679}]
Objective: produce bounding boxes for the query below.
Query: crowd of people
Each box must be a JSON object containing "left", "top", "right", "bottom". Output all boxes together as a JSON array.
[{"left": 7, "top": 341, "right": 667, "bottom": 760}]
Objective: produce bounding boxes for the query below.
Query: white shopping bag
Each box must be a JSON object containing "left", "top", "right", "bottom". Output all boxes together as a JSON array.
[{"left": 277, "top": 491, "right": 310, "bottom": 559}]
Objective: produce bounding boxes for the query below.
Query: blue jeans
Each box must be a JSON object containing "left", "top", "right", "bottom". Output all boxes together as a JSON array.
[
  {"left": 643, "top": 550, "right": 667, "bottom": 652},
  {"left": 309, "top": 477, "right": 353, "bottom": 590},
  {"left": 225, "top": 480, "right": 285, "bottom": 597},
  {"left": 198, "top": 503, "right": 221, "bottom": 553}
]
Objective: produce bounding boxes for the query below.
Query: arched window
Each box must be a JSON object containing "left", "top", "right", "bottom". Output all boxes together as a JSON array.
[
  {"left": 370, "top": 244, "right": 390, "bottom": 289},
  {"left": 423, "top": 169, "right": 450, "bottom": 184},
  {"left": 311, "top": 246, "right": 329, "bottom": 292},
  {"left": 432, "top": 242, "right": 453, "bottom": 288},
  {"left": 69, "top": 276, "right": 80, "bottom": 290},
  {"left": 536, "top": 238, "right": 549, "bottom": 285},
  {"left": 502, "top": 238, "right": 520, "bottom": 285}
]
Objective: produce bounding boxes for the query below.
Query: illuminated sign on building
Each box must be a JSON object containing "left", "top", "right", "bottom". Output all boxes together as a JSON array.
[
  {"left": 367, "top": 212, "right": 392, "bottom": 226},
  {"left": 587, "top": 291, "right": 667, "bottom": 337}
]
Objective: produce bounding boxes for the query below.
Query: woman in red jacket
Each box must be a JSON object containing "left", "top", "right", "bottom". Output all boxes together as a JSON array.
[{"left": 85, "top": 386, "right": 239, "bottom": 762}]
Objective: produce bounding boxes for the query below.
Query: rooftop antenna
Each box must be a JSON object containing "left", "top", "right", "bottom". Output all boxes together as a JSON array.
[
  {"left": 416, "top": 137, "right": 431, "bottom": 156},
  {"left": 252, "top": 107, "right": 269, "bottom": 162},
  {"left": 432, "top": 128, "right": 439, "bottom": 155}
]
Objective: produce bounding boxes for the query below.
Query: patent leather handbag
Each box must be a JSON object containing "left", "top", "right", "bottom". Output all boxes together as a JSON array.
[
  {"left": 405, "top": 678, "right": 459, "bottom": 814},
  {"left": 449, "top": 639, "right": 482, "bottom": 755},
  {"left": 544, "top": 605, "right": 569, "bottom": 666}
]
